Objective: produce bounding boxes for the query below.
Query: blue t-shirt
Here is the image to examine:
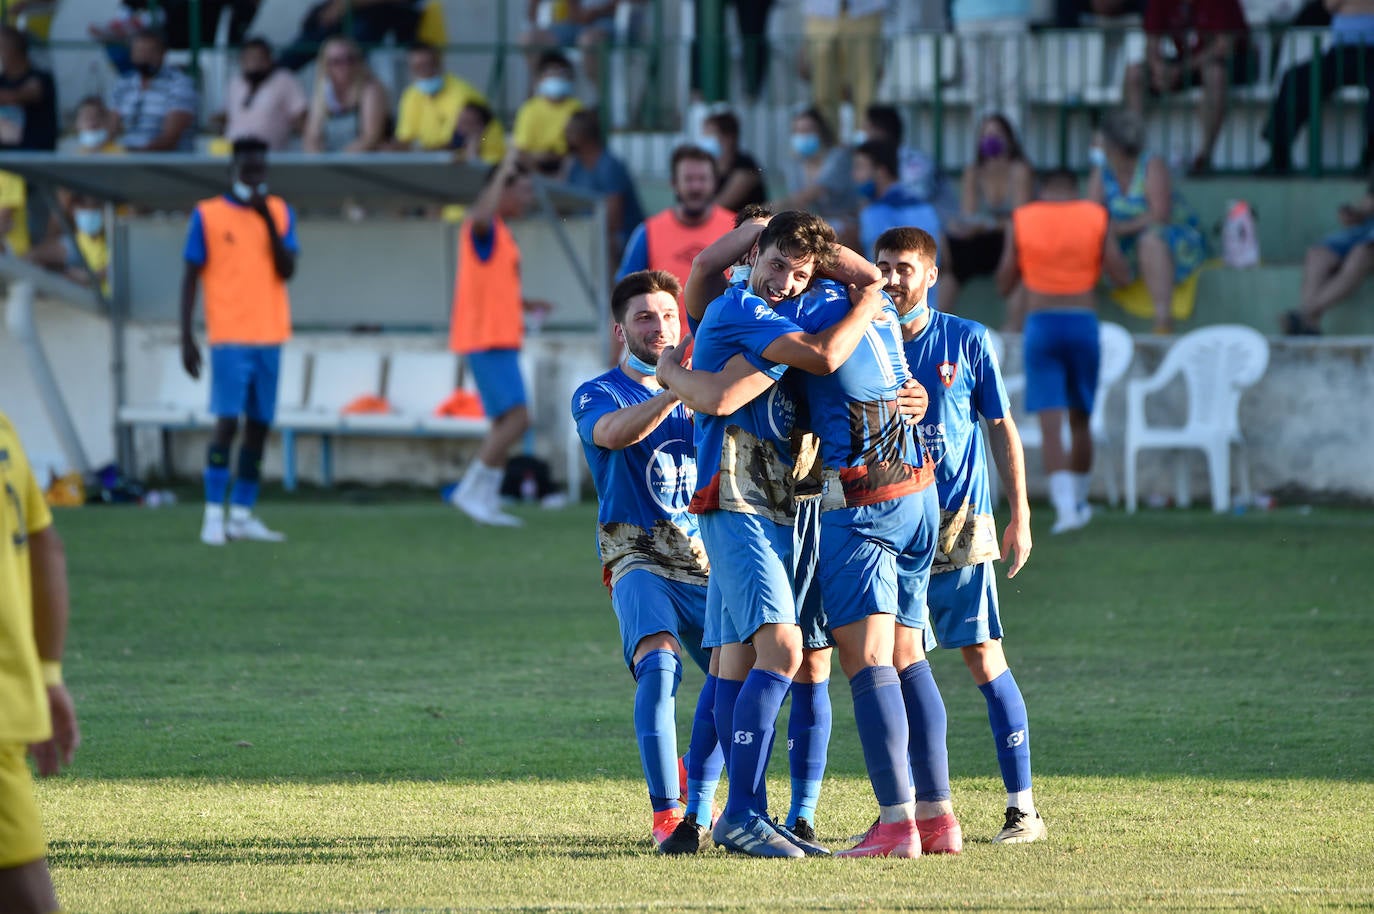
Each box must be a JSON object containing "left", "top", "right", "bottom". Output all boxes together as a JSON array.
[
  {"left": 860, "top": 185, "right": 942, "bottom": 311},
  {"left": 183, "top": 194, "right": 301, "bottom": 266},
  {"left": 616, "top": 221, "right": 649, "bottom": 282},
  {"left": 902, "top": 309, "right": 1009, "bottom": 570},
  {"left": 568, "top": 150, "right": 646, "bottom": 247},
  {"left": 572, "top": 367, "right": 707, "bottom": 586},
  {"left": 689, "top": 284, "right": 803, "bottom": 522}
]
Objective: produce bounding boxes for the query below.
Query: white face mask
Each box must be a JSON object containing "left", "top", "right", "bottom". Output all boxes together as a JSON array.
[
  {"left": 78, "top": 128, "right": 107, "bottom": 149},
  {"left": 232, "top": 180, "right": 268, "bottom": 201},
  {"left": 74, "top": 208, "right": 104, "bottom": 236},
  {"left": 726, "top": 263, "right": 751, "bottom": 285}
]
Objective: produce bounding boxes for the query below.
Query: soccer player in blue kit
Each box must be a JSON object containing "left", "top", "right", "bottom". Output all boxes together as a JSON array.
[
  {"left": 571, "top": 270, "right": 723, "bottom": 855},
  {"left": 875, "top": 226, "right": 1047, "bottom": 844}
]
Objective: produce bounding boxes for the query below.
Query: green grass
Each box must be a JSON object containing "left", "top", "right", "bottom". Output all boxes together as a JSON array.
[{"left": 37, "top": 500, "right": 1374, "bottom": 912}]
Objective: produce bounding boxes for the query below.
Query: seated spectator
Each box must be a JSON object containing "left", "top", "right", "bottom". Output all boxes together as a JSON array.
[
  {"left": 302, "top": 37, "right": 389, "bottom": 153},
  {"left": 513, "top": 50, "right": 583, "bottom": 174},
  {"left": 1124, "top": 0, "right": 1255, "bottom": 175},
  {"left": 1260, "top": 0, "right": 1374, "bottom": 174},
  {"left": 107, "top": 29, "right": 198, "bottom": 152},
  {"left": 943, "top": 113, "right": 1032, "bottom": 315},
  {"left": 394, "top": 42, "right": 502, "bottom": 158},
  {"left": 453, "top": 101, "right": 503, "bottom": 163},
  {"left": 28, "top": 193, "right": 111, "bottom": 295},
  {"left": 1286, "top": 173, "right": 1374, "bottom": 333},
  {"left": 701, "top": 109, "right": 767, "bottom": 210},
  {"left": 218, "top": 38, "right": 307, "bottom": 151},
  {"left": 564, "top": 108, "right": 645, "bottom": 267},
  {"left": 777, "top": 106, "right": 859, "bottom": 246},
  {"left": 89, "top": 0, "right": 165, "bottom": 75},
  {"left": 73, "top": 96, "right": 123, "bottom": 153},
  {"left": 278, "top": 0, "right": 421, "bottom": 71},
  {"left": 853, "top": 139, "right": 944, "bottom": 309},
  {"left": 522, "top": 0, "right": 638, "bottom": 88},
  {"left": 1089, "top": 109, "right": 1208, "bottom": 334},
  {"left": 0, "top": 26, "right": 55, "bottom": 151},
  {"left": 862, "top": 103, "right": 940, "bottom": 203}
]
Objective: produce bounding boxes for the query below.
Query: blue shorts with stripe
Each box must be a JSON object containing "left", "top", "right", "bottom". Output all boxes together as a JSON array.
[
  {"left": 821, "top": 488, "right": 939, "bottom": 633},
  {"left": 793, "top": 495, "right": 832, "bottom": 649},
  {"left": 699, "top": 510, "right": 796, "bottom": 646},
  {"left": 209, "top": 344, "right": 281, "bottom": 424},
  {"left": 611, "top": 569, "right": 709, "bottom": 673},
  {"left": 894, "top": 485, "right": 940, "bottom": 632},
  {"left": 925, "top": 560, "right": 1003, "bottom": 649}
]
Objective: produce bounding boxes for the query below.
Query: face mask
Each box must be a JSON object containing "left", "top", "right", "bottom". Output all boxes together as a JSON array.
[
  {"left": 698, "top": 135, "right": 722, "bottom": 159},
  {"left": 1088, "top": 146, "right": 1107, "bottom": 169},
  {"left": 979, "top": 135, "right": 1007, "bottom": 158},
  {"left": 791, "top": 133, "right": 820, "bottom": 158},
  {"left": 78, "top": 128, "right": 107, "bottom": 149},
  {"left": 857, "top": 179, "right": 878, "bottom": 201},
  {"left": 538, "top": 76, "right": 572, "bottom": 100},
  {"left": 852, "top": 130, "right": 868, "bottom": 145},
  {"left": 624, "top": 347, "right": 658, "bottom": 376},
  {"left": 232, "top": 180, "right": 268, "bottom": 202},
  {"left": 897, "top": 299, "right": 928, "bottom": 325},
  {"left": 135, "top": 61, "right": 159, "bottom": 78},
  {"left": 74, "top": 209, "right": 103, "bottom": 236},
  {"left": 414, "top": 75, "right": 444, "bottom": 95},
  {"left": 726, "top": 263, "right": 751, "bottom": 285}
]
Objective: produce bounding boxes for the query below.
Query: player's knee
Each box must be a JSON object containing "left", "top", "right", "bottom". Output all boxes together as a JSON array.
[
  {"left": 632, "top": 633, "right": 680, "bottom": 666},
  {"left": 752, "top": 624, "right": 802, "bottom": 675},
  {"left": 893, "top": 625, "right": 925, "bottom": 670},
  {"left": 795, "top": 647, "right": 832, "bottom": 683},
  {"left": 960, "top": 640, "right": 1008, "bottom": 684}
]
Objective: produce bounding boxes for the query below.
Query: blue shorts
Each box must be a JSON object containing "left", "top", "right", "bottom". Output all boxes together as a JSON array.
[
  {"left": 793, "top": 495, "right": 832, "bottom": 649},
  {"left": 611, "top": 569, "right": 709, "bottom": 673},
  {"left": 699, "top": 510, "right": 796, "bottom": 645},
  {"left": 821, "top": 491, "right": 938, "bottom": 633},
  {"left": 1321, "top": 219, "right": 1374, "bottom": 258},
  {"left": 1024, "top": 310, "right": 1100, "bottom": 415},
  {"left": 926, "top": 561, "right": 1004, "bottom": 649},
  {"left": 467, "top": 348, "right": 527, "bottom": 420},
  {"left": 209, "top": 345, "right": 281, "bottom": 424},
  {"left": 895, "top": 486, "right": 940, "bottom": 631}
]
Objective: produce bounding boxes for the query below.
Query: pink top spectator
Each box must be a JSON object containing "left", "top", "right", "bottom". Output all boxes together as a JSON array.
[{"left": 225, "top": 69, "right": 308, "bottom": 151}]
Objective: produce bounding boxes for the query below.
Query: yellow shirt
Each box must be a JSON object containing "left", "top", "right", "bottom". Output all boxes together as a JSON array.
[
  {"left": 0, "top": 412, "right": 54, "bottom": 743},
  {"left": 512, "top": 95, "right": 582, "bottom": 156},
  {"left": 395, "top": 73, "right": 504, "bottom": 161},
  {"left": 76, "top": 231, "right": 111, "bottom": 296},
  {"left": 0, "top": 171, "right": 30, "bottom": 256}
]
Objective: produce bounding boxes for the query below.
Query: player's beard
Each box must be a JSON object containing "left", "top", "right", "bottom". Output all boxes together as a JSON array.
[
  {"left": 625, "top": 335, "right": 663, "bottom": 367},
  {"left": 676, "top": 193, "right": 709, "bottom": 221}
]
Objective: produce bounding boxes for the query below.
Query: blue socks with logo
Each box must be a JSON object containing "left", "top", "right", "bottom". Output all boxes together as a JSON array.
[
  {"left": 786, "top": 679, "right": 831, "bottom": 827},
  {"left": 685, "top": 674, "right": 723, "bottom": 823},
  {"left": 723, "top": 669, "right": 791, "bottom": 819},
  {"left": 850, "top": 665, "right": 913, "bottom": 807},
  {"left": 980, "top": 669, "right": 1033, "bottom": 795},
  {"left": 899, "top": 659, "right": 951, "bottom": 803},
  {"left": 633, "top": 650, "right": 682, "bottom": 813}
]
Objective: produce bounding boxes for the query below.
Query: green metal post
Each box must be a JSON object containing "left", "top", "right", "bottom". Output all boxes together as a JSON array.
[
  {"left": 933, "top": 37, "right": 944, "bottom": 175},
  {"left": 490, "top": 5, "right": 507, "bottom": 111},
  {"left": 188, "top": 0, "right": 201, "bottom": 80},
  {"left": 699, "top": 0, "right": 726, "bottom": 104},
  {"left": 1308, "top": 32, "right": 1322, "bottom": 177},
  {"left": 344, "top": 0, "right": 355, "bottom": 48}
]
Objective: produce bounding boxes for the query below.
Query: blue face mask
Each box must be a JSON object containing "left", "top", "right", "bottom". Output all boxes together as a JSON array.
[
  {"left": 898, "top": 299, "right": 928, "bottom": 325},
  {"left": 1088, "top": 146, "right": 1107, "bottom": 169},
  {"left": 857, "top": 179, "right": 878, "bottom": 201},
  {"left": 624, "top": 347, "right": 658, "bottom": 377},
  {"left": 74, "top": 209, "right": 104, "bottom": 236},
  {"left": 539, "top": 75, "right": 573, "bottom": 100},
  {"left": 791, "top": 133, "right": 821, "bottom": 158},
  {"left": 699, "top": 135, "right": 722, "bottom": 160},
  {"left": 414, "top": 75, "right": 444, "bottom": 95}
]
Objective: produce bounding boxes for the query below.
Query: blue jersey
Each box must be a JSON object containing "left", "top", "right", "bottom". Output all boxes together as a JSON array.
[
  {"left": 573, "top": 367, "right": 709, "bottom": 587},
  {"left": 688, "top": 284, "right": 803, "bottom": 523},
  {"left": 792, "top": 279, "right": 933, "bottom": 509},
  {"left": 902, "top": 309, "right": 1009, "bottom": 571}
]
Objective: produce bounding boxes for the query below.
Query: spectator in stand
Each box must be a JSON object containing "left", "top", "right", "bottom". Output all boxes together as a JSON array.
[
  {"left": 802, "top": 0, "right": 885, "bottom": 132},
  {"left": 106, "top": 29, "right": 198, "bottom": 152},
  {"left": 73, "top": 96, "right": 123, "bottom": 153},
  {"left": 1285, "top": 172, "right": 1374, "bottom": 333},
  {"left": 1260, "top": 0, "right": 1374, "bottom": 174},
  {"left": 452, "top": 102, "right": 503, "bottom": 163},
  {"left": 853, "top": 138, "right": 944, "bottom": 308},
  {"left": 0, "top": 27, "right": 55, "bottom": 151},
  {"left": 1124, "top": 0, "right": 1255, "bottom": 175},
  {"left": 861, "top": 104, "right": 939, "bottom": 203},
  {"left": 220, "top": 38, "right": 307, "bottom": 152},
  {"left": 89, "top": 0, "right": 165, "bottom": 75},
  {"left": 28, "top": 193, "right": 111, "bottom": 295},
  {"left": 951, "top": 0, "right": 1028, "bottom": 131},
  {"left": 278, "top": 0, "right": 421, "bottom": 71},
  {"left": 943, "top": 114, "right": 1032, "bottom": 320},
  {"left": 513, "top": 50, "right": 583, "bottom": 174},
  {"left": 522, "top": 0, "right": 642, "bottom": 88},
  {"left": 701, "top": 109, "right": 768, "bottom": 210},
  {"left": 1089, "top": 109, "right": 1207, "bottom": 334},
  {"left": 777, "top": 106, "right": 859, "bottom": 247},
  {"left": 302, "top": 37, "right": 389, "bottom": 153},
  {"left": 393, "top": 42, "right": 504, "bottom": 159},
  {"left": 565, "top": 108, "right": 644, "bottom": 267}
]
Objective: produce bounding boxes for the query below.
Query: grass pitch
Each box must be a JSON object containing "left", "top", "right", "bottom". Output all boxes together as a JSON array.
[{"left": 37, "top": 497, "right": 1374, "bottom": 912}]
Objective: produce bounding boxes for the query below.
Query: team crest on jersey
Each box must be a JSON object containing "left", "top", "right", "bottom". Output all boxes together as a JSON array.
[{"left": 937, "top": 360, "right": 958, "bottom": 388}]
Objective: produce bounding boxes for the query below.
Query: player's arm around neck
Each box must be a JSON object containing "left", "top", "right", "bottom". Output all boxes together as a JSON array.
[
  {"left": 656, "top": 350, "right": 775, "bottom": 416},
  {"left": 984, "top": 414, "right": 1032, "bottom": 578},
  {"left": 822, "top": 242, "right": 884, "bottom": 289},
  {"left": 761, "top": 280, "right": 886, "bottom": 376},
  {"left": 592, "top": 383, "right": 682, "bottom": 450},
  {"left": 684, "top": 220, "right": 768, "bottom": 324}
]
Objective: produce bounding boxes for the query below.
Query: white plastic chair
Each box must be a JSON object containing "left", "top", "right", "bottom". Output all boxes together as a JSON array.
[{"left": 1124, "top": 325, "right": 1269, "bottom": 513}]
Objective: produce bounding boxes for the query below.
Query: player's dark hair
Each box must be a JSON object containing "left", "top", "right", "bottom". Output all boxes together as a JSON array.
[
  {"left": 242, "top": 36, "right": 273, "bottom": 56},
  {"left": 1041, "top": 168, "right": 1079, "bottom": 193},
  {"left": 231, "top": 136, "right": 270, "bottom": 159},
  {"left": 537, "top": 49, "right": 573, "bottom": 72},
  {"left": 670, "top": 144, "right": 717, "bottom": 181},
  {"left": 611, "top": 269, "right": 681, "bottom": 323},
  {"left": 704, "top": 110, "right": 740, "bottom": 140},
  {"left": 756, "top": 210, "right": 837, "bottom": 275},
  {"left": 794, "top": 106, "right": 835, "bottom": 147},
  {"left": 462, "top": 100, "right": 493, "bottom": 127},
  {"left": 0, "top": 25, "right": 29, "bottom": 55},
  {"left": 874, "top": 226, "right": 938, "bottom": 267},
  {"left": 407, "top": 40, "right": 440, "bottom": 58},
  {"left": 734, "top": 203, "right": 773, "bottom": 228},
  {"left": 856, "top": 140, "right": 900, "bottom": 180},
  {"left": 864, "top": 104, "right": 904, "bottom": 144},
  {"left": 566, "top": 108, "right": 603, "bottom": 143},
  {"left": 1100, "top": 108, "right": 1145, "bottom": 156},
  {"left": 77, "top": 94, "right": 104, "bottom": 111}
]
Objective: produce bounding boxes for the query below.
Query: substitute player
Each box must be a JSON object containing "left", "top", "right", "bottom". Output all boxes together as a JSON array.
[
  {"left": 0, "top": 412, "right": 79, "bottom": 913},
  {"left": 182, "top": 136, "right": 299, "bottom": 546},
  {"left": 995, "top": 169, "right": 1131, "bottom": 534},
  {"left": 880, "top": 225, "right": 1046, "bottom": 844},
  {"left": 571, "top": 270, "right": 721, "bottom": 855}
]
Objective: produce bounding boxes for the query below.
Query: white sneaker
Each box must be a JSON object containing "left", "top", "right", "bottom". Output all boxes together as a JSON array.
[
  {"left": 449, "top": 487, "right": 524, "bottom": 526},
  {"left": 1050, "top": 503, "right": 1093, "bottom": 535},
  {"left": 226, "top": 513, "right": 286, "bottom": 542},
  {"left": 200, "top": 509, "right": 226, "bottom": 546}
]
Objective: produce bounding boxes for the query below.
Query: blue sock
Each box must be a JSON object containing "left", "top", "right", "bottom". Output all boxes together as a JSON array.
[
  {"left": 204, "top": 444, "right": 230, "bottom": 505},
  {"left": 713, "top": 676, "right": 744, "bottom": 771},
  {"left": 899, "top": 660, "right": 951, "bottom": 803},
  {"left": 850, "top": 666, "right": 913, "bottom": 808},
  {"left": 633, "top": 650, "right": 682, "bottom": 813},
  {"left": 786, "top": 679, "right": 831, "bottom": 826},
  {"left": 230, "top": 448, "right": 263, "bottom": 509},
  {"left": 685, "top": 674, "right": 724, "bottom": 823},
  {"left": 723, "top": 669, "right": 791, "bottom": 819},
  {"left": 979, "top": 669, "right": 1033, "bottom": 794}
]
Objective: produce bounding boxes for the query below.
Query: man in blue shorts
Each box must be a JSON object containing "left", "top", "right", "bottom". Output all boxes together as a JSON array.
[
  {"left": 571, "top": 269, "right": 723, "bottom": 855},
  {"left": 880, "top": 226, "right": 1047, "bottom": 844}
]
